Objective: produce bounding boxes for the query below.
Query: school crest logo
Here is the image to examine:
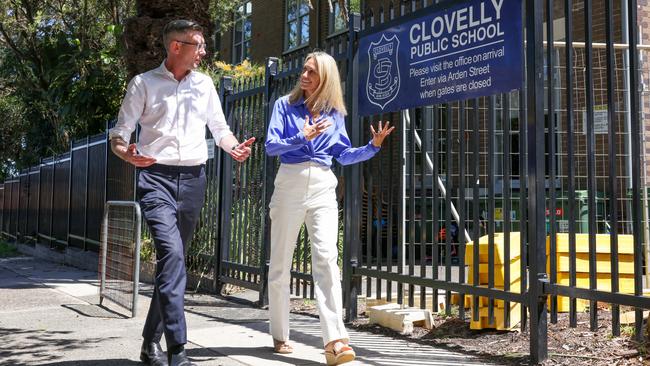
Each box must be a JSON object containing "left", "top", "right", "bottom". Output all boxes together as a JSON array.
[{"left": 366, "top": 33, "right": 400, "bottom": 110}]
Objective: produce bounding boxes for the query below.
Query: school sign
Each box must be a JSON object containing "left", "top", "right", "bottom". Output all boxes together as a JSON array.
[{"left": 359, "top": 0, "right": 523, "bottom": 116}]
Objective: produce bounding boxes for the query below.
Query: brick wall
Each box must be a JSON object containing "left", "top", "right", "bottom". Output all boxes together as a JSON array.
[
  {"left": 249, "top": 0, "right": 285, "bottom": 63},
  {"left": 217, "top": 0, "right": 285, "bottom": 64},
  {"left": 217, "top": 0, "right": 417, "bottom": 64}
]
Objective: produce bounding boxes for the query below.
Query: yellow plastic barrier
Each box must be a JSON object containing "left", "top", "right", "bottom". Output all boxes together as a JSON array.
[
  {"left": 547, "top": 233, "right": 636, "bottom": 312},
  {"left": 464, "top": 232, "right": 523, "bottom": 330},
  {"left": 461, "top": 232, "right": 636, "bottom": 322}
]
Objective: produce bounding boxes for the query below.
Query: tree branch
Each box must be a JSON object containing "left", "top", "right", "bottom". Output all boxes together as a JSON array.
[{"left": 0, "top": 22, "right": 27, "bottom": 60}]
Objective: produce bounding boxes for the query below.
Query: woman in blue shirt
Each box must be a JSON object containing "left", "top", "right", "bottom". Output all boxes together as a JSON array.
[{"left": 265, "top": 51, "right": 394, "bottom": 365}]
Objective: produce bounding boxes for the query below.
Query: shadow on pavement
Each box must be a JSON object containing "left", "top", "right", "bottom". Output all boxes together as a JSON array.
[
  {"left": 186, "top": 346, "right": 323, "bottom": 366},
  {"left": 61, "top": 303, "right": 129, "bottom": 319},
  {"left": 36, "top": 360, "right": 140, "bottom": 365},
  {"left": 0, "top": 327, "right": 120, "bottom": 366}
]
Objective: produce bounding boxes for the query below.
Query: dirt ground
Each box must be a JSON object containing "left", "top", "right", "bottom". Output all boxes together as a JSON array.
[{"left": 290, "top": 299, "right": 650, "bottom": 366}]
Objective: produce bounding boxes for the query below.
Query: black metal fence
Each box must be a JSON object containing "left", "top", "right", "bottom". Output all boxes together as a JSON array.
[
  {"left": 0, "top": 132, "right": 128, "bottom": 252},
  {"left": 1, "top": 0, "right": 649, "bottom": 362}
]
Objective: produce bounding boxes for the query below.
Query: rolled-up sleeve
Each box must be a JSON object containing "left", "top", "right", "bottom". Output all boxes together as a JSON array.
[
  {"left": 207, "top": 83, "right": 233, "bottom": 147},
  {"left": 109, "top": 76, "right": 144, "bottom": 142}
]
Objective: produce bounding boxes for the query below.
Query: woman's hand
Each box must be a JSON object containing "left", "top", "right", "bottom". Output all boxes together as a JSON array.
[
  {"left": 303, "top": 115, "right": 332, "bottom": 141},
  {"left": 371, "top": 121, "right": 395, "bottom": 148}
]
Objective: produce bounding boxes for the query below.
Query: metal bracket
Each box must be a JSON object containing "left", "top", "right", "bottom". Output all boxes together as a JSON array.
[
  {"left": 267, "top": 57, "right": 279, "bottom": 77},
  {"left": 220, "top": 76, "right": 233, "bottom": 93},
  {"left": 350, "top": 13, "right": 361, "bottom": 32},
  {"left": 537, "top": 273, "right": 550, "bottom": 300}
]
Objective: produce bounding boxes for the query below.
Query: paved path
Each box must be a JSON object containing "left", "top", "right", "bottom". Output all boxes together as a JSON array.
[{"left": 0, "top": 256, "right": 499, "bottom": 365}]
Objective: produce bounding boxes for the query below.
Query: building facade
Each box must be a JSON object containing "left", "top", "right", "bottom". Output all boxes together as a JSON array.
[{"left": 217, "top": 0, "right": 369, "bottom": 64}]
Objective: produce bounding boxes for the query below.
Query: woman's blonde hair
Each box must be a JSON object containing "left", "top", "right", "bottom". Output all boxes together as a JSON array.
[{"left": 288, "top": 51, "right": 347, "bottom": 116}]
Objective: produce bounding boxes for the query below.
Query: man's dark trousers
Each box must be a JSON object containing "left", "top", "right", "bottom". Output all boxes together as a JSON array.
[{"left": 137, "top": 164, "right": 207, "bottom": 348}]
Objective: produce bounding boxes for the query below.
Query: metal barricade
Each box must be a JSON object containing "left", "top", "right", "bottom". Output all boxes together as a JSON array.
[{"left": 99, "top": 201, "right": 141, "bottom": 317}]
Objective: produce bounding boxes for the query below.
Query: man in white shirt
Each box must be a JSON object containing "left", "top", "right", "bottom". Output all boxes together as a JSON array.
[{"left": 109, "top": 19, "right": 254, "bottom": 366}]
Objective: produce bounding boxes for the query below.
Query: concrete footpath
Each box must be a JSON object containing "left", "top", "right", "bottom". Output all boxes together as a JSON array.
[{"left": 0, "top": 256, "right": 497, "bottom": 366}]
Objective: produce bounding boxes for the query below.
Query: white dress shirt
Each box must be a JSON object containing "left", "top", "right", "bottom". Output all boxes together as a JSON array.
[{"left": 109, "top": 61, "right": 233, "bottom": 166}]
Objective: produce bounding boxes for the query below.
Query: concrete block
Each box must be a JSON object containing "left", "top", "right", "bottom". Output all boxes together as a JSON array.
[{"left": 368, "top": 303, "right": 434, "bottom": 335}]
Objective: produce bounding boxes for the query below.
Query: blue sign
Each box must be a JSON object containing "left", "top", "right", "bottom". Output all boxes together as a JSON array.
[{"left": 359, "top": 0, "right": 523, "bottom": 116}]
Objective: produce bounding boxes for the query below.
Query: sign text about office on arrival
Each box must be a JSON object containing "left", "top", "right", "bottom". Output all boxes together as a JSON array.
[{"left": 359, "top": 0, "right": 523, "bottom": 116}]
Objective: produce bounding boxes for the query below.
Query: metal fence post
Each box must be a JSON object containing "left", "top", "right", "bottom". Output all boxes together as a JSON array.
[
  {"left": 525, "top": 0, "right": 548, "bottom": 362},
  {"left": 259, "top": 57, "right": 279, "bottom": 307},
  {"left": 36, "top": 158, "right": 42, "bottom": 240},
  {"left": 626, "top": 0, "right": 644, "bottom": 341},
  {"left": 49, "top": 155, "right": 56, "bottom": 247},
  {"left": 83, "top": 137, "right": 90, "bottom": 250},
  {"left": 0, "top": 183, "right": 3, "bottom": 233},
  {"left": 343, "top": 12, "right": 361, "bottom": 322},
  {"left": 17, "top": 170, "right": 25, "bottom": 241},
  {"left": 0, "top": 183, "right": 3, "bottom": 234},
  {"left": 216, "top": 76, "right": 234, "bottom": 294},
  {"left": 7, "top": 178, "right": 13, "bottom": 238},
  {"left": 103, "top": 126, "right": 109, "bottom": 250},
  {"left": 67, "top": 141, "right": 73, "bottom": 246}
]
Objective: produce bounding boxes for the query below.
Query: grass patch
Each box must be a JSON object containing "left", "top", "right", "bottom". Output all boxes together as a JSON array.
[{"left": 0, "top": 240, "right": 19, "bottom": 258}]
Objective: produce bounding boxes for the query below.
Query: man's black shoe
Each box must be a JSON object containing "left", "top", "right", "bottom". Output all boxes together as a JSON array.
[
  {"left": 168, "top": 348, "right": 196, "bottom": 366},
  {"left": 140, "top": 341, "right": 168, "bottom": 366}
]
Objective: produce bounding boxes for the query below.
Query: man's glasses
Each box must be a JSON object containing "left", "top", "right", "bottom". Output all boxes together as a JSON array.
[{"left": 174, "top": 40, "right": 207, "bottom": 51}]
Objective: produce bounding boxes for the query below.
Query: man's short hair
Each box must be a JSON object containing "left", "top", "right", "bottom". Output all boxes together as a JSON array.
[{"left": 162, "top": 19, "right": 204, "bottom": 51}]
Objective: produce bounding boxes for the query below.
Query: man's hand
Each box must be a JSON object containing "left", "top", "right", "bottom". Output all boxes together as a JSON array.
[
  {"left": 370, "top": 121, "right": 395, "bottom": 148},
  {"left": 111, "top": 138, "right": 156, "bottom": 167},
  {"left": 123, "top": 144, "right": 157, "bottom": 167},
  {"left": 229, "top": 137, "right": 255, "bottom": 162},
  {"left": 303, "top": 115, "right": 332, "bottom": 141}
]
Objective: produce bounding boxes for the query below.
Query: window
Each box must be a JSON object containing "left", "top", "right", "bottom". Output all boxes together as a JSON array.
[
  {"left": 286, "top": 0, "right": 310, "bottom": 51},
  {"left": 329, "top": 1, "right": 346, "bottom": 35},
  {"left": 232, "top": 1, "right": 252, "bottom": 64}
]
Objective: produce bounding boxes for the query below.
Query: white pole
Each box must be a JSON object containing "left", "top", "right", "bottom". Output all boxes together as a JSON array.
[{"left": 402, "top": 110, "right": 473, "bottom": 244}]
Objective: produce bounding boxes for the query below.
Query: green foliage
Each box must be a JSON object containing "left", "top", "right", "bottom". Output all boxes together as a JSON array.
[
  {"left": 0, "top": 94, "right": 28, "bottom": 178},
  {"left": 140, "top": 237, "right": 155, "bottom": 263},
  {"left": 0, "top": 240, "right": 19, "bottom": 258},
  {"left": 621, "top": 325, "right": 636, "bottom": 338},
  {"left": 349, "top": 0, "right": 361, "bottom": 13},
  {"left": 302, "top": 298, "right": 315, "bottom": 306},
  {"left": 227, "top": 194, "right": 264, "bottom": 265},
  {"left": 0, "top": 0, "right": 135, "bottom": 180},
  {"left": 210, "top": 0, "right": 246, "bottom": 34}
]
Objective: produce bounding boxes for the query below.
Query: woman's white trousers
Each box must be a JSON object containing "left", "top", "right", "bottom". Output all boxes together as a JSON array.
[{"left": 268, "top": 162, "right": 349, "bottom": 346}]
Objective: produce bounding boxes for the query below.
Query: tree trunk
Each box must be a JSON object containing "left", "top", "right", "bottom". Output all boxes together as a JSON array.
[{"left": 122, "top": 0, "right": 213, "bottom": 79}]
